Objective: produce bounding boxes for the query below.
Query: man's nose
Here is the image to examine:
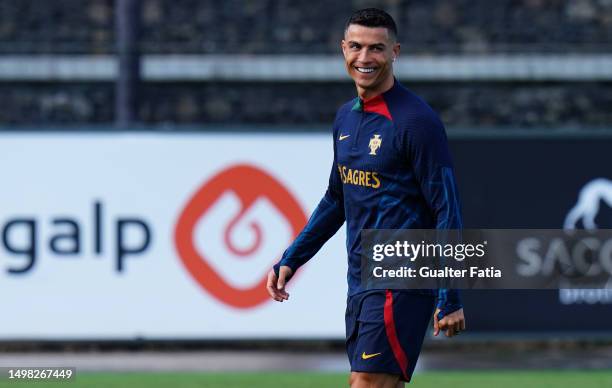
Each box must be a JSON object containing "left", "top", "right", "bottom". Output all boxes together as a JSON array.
[{"left": 357, "top": 49, "right": 370, "bottom": 63}]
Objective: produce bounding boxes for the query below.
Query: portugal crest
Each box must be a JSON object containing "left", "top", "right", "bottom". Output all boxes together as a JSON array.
[{"left": 368, "top": 134, "right": 382, "bottom": 155}]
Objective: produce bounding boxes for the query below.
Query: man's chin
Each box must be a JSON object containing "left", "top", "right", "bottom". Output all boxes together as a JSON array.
[
  {"left": 354, "top": 73, "right": 376, "bottom": 82},
  {"left": 349, "top": 70, "right": 375, "bottom": 84},
  {"left": 354, "top": 79, "right": 378, "bottom": 92}
]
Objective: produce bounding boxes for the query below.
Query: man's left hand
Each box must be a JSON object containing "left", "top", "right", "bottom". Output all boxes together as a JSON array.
[{"left": 433, "top": 308, "right": 465, "bottom": 337}]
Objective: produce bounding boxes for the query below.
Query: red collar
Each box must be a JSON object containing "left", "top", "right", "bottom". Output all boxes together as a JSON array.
[{"left": 361, "top": 94, "right": 392, "bottom": 121}]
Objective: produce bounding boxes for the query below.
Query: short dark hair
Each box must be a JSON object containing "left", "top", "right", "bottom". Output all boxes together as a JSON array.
[{"left": 345, "top": 8, "right": 398, "bottom": 39}]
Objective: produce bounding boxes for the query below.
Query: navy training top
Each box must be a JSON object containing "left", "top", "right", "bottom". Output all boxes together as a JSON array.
[{"left": 274, "top": 79, "right": 463, "bottom": 316}]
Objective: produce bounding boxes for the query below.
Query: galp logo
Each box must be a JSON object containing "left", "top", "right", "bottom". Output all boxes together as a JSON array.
[{"left": 175, "top": 164, "right": 307, "bottom": 309}]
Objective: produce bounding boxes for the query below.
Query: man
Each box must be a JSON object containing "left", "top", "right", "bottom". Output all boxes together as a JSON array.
[{"left": 267, "top": 8, "right": 465, "bottom": 387}]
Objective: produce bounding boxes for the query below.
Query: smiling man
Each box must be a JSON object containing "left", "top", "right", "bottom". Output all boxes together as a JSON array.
[{"left": 267, "top": 8, "right": 466, "bottom": 387}]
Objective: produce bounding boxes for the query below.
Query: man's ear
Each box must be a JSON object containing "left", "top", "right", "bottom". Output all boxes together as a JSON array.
[
  {"left": 392, "top": 43, "right": 401, "bottom": 60},
  {"left": 341, "top": 40, "right": 347, "bottom": 57}
]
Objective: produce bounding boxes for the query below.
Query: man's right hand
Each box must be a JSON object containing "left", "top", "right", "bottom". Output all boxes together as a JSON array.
[{"left": 266, "top": 266, "right": 293, "bottom": 302}]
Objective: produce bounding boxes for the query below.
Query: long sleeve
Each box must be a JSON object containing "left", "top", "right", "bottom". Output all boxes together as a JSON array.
[
  {"left": 273, "top": 127, "right": 346, "bottom": 276},
  {"left": 408, "top": 112, "right": 463, "bottom": 318}
]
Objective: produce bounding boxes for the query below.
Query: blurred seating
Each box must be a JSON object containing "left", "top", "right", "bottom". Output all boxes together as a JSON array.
[
  {"left": 2, "top": 82, "right": 611, "bottom": 128},
  {"left": 0, "top": 0, "right": 611, "bottom": 128},
  {"left": 0, "top": 83, "right": 113, "bottom": 124},
  {"left": 0, "top": 0, "right": 114, "bottom": 54},
  {"left": 1, "top": 0, "right": 611, "bottom": 54}
]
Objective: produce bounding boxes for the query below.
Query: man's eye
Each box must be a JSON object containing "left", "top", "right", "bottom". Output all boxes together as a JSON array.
[{"left": 350, "top": 44, "right": 360, "bottom": 49}]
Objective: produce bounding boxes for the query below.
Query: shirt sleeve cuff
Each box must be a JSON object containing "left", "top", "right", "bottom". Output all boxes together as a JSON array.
[{"left": 436, "top": 289, "right": 463, "bottom": 320}]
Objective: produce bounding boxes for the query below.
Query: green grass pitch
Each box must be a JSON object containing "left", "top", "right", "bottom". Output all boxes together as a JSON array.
[{"left": 0, "top": 371, "right": 610, "bottom": 387}]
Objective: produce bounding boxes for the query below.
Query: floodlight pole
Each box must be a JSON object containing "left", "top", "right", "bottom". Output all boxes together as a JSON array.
[{"left": 115, "top": 0, "right": 141, "bottom": 128}]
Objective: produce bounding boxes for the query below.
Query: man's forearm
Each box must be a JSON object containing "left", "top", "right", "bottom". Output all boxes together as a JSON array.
[{"left": 274, "top": 189, "right": 345, "bottom": 275}]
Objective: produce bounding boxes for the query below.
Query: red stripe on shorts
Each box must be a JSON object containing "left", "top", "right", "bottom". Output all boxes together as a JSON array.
[{"left": 384, "top": 289, "right": 410, "bottom": 381}]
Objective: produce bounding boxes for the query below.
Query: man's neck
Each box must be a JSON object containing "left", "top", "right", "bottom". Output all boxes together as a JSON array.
[{"left": 357, "top": 75, "right": 395, "bottom": 100}]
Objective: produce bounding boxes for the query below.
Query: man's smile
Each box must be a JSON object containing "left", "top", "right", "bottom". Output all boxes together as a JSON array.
[{"left": 355, "top": 66, "right": 377, "bottom": 74}]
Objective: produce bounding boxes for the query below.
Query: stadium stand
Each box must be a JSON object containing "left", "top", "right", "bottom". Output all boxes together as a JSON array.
[
  {"left": 2, "top": 0, "right": 611, "bottom": 54},
  {"left": 0, "top": 83, "right": 113, "bottom": 125},
  {"left": 139, "top": 0, "right": 612, "bottom": 54},
  {"left": 0, "top": 0, "right": 611, "bottom": 127},
  {"left": 138, "top": 82, "right": 612, "bottom": 128},
  {"left": 2, "top": 82, "right": 611, "bottom": 128},
  {"left": 0, "top": 0, "right": 114, "bottom": 54}
]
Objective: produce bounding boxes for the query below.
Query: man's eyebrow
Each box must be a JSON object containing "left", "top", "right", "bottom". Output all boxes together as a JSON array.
[{"left": 347, "top": 41, "right": 387, "bottom": 48}]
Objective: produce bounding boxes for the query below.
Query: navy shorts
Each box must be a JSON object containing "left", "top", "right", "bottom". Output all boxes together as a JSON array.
[{"left": 345, "top": 290, "right": 435, "bottom": 382}]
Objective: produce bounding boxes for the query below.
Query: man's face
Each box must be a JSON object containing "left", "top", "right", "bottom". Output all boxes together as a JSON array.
[{"left": 342, "top": 24, "right": 400, "bottom": 95}]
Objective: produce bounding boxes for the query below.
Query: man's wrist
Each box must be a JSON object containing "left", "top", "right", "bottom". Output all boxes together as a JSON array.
[
  {"left": 436, "top": 301, "right": 463, "bottom": 320},
  {"left": 273, "top": 262, "right": 296, "bottom": 277}
]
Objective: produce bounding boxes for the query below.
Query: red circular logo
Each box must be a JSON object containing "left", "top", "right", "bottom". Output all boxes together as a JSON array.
[{"left": 175, "top": 164, "right": 307, "bottom": 309}]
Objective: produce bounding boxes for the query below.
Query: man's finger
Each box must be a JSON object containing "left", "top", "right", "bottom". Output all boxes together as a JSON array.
[
  {"left": 267, "top": 270, "right": 286, "bottom": 302},
  {"left": 446, "top": 326, "right": 455, "bottom": 337},
  {"left": 276, "top": 267, "right": 292, "bottom": 300},
  {"left": 277, "top": 272, "right": 286, "bottom": 291},
  {"left": 441, "top": 318, "right": 450, "bottom": 337},
  {"left": 266, "top": 270, "right": 284, "bottom": 302},
  {"left": 455, "top": 320, "right": 462, "bottom": 333},
  {"left": 443, "top": 318, "right": 455, "bottom": 337},
  {"left": 433, "top": 309, "right": 440, "bottom": 336},
  {"left": 266, "top": 270, "right": 278, "bottom": 298},
  {"left": 460, "top": 318, "right": 466, "bottom": 331}
]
